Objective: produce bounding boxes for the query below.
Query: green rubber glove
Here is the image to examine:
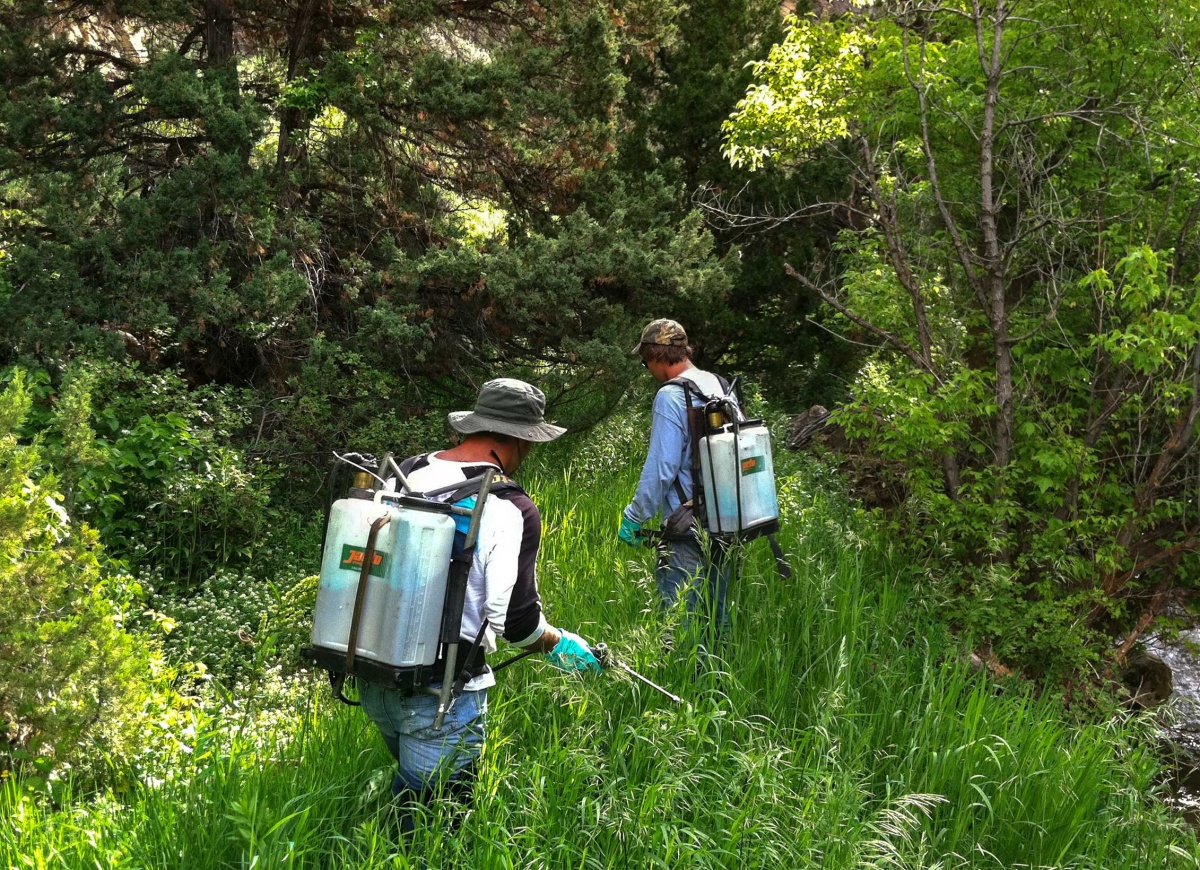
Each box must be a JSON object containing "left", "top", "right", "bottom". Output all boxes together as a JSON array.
[
  {"left": 618, "top": 514, "right": 642, "bottom": 547},
  {"left": 544, "top": 629, "right": 602, "bottom": 673}
]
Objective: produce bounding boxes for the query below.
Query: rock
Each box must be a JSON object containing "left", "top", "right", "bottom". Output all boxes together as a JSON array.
[
  {"left": 969, "top": 648, "right": 1013, "bottom": 678},
  {"left": 1122, "top": 651, "right": 1173, "bottom": 709},
  {"left": 786, "top": 405, "right": 831, "bottom": 451}
]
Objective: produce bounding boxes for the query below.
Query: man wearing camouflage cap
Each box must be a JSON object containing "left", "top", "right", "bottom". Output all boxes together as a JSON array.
[{"left": 619, "top": 318, "right": 736, "bottom": 650}]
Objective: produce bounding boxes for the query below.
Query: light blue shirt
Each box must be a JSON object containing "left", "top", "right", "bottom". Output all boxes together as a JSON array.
[{"left": 623, "top": 369, "right": 729, "bottom": 525}]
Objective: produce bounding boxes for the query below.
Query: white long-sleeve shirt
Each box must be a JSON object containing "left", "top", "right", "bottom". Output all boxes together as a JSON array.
[{"left": 400, "top": 452, "right": 550, "bottom": 690}]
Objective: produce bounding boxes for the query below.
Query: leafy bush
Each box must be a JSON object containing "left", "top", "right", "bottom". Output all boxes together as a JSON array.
[
  {"left": 23, "top": 361, "right": 279, "bottom": 588},
  {"left": 153, "top": 565, "right": 318, "bottom": 690},
  {"left": 726, "top": 3, "right": 1200, "bottom": 678},
  {"left": 0, "top": 372, "right": 173, "bottom": 782}
]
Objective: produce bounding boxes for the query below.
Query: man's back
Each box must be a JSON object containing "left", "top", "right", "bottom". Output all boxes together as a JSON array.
[{"left": 400, "top": 452, "right": 547, "bottom": 689}]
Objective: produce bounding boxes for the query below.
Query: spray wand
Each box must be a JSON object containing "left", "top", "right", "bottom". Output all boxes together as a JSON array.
[
  {"left": 490, "top": 640, "right": 686, "bottom": 706},
  {"left": 593, "top": 643, "right": 686, "bottom": 705}
]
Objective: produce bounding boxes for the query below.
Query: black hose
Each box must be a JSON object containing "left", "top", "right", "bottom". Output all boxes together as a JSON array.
[{"left": 491, "top": 649, "right": 538, "bottom": 674}]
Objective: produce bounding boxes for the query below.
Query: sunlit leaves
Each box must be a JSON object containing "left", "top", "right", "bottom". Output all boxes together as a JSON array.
[
  {"left": 1094, "top": 247, "right": 1200, "bottom": 377},
  {"left": 0, "top": 371, "right": 171, "bottom": 782},
  {"left": 723, "top": 0, "right": 1200, "bottom": 674},
  {"left": 723, "top": 18, "right": 875, "bottom": 168}
]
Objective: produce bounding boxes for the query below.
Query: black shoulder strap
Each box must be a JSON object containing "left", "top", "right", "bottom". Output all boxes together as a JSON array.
[
  {"left": 662, "top": 372, "right": 747, "bottom": 416},
  {"left": 398, "top": 454, "right": 522, "bottom": 503},
  {"left": 660, "top": 375, "right": 710, "bottom": 405},
  {"left": 422, "top": 472, "right": 521, "bottom": 504},
  {"left": 659, "top": 378, "right": 706, "bottom": 507},
  {"left": 395, "top": 453, "right": 423, "bottom": 493}
]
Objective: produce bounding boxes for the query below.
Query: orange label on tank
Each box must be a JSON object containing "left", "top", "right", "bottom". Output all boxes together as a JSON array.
[{"left": 340, "top": 544, "right": 389, "bottom": 576}]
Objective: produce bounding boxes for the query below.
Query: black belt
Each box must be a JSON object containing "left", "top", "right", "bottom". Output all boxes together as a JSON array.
[{"left": 303, "top": 638, "right": 489, "bottom": 694}]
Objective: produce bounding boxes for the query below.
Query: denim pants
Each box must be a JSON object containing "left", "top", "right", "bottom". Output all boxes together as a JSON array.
[
  {"left": 656, "top": 534, "right": 731, "bottom": 645},
  {"left": 358, "top": 682, "right": 487, "bottom": 794}
]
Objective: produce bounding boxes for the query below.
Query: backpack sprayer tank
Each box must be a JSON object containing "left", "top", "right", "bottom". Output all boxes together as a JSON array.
[
  {"left": 310, "top": 491, "right": 457, "bottom": 669},
  {"left": 305, "top": 452, "right": 505, "bottom": 709},
  {"left": 696, "top": 398, "right": 780, "bottom": 538},
  {"left": 304, "top": 450, "right": 494, "bottom": 702}
]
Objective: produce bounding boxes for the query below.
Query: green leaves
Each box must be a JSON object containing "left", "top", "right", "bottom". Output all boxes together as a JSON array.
[
  {"left": 724, "top": 18, "right": 875, "bottom": 169},
  {"left": 0, "top": 370, "right": 170, "bottom": 781},
  {"left": 726, "top": 0, "right": 1200, "bottom": 675},
  {"left": 1094, "top": 247, "right": 1200, "bottom": 376}
]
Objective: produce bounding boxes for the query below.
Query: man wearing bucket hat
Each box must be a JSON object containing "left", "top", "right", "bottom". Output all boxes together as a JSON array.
[
  {"left": 620, "top": 319, "right": 736, "bottom": 648},
  {"left": 358, "top": 377, "right": 600, "bottom": 833}
]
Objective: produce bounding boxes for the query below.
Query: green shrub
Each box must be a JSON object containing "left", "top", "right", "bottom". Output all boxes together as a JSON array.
[
  {"left": 154, "top": 567, "right": 318, "bottom": 689},
  {"left": 0, "top": 372, "right": 173, "bottom": 783},
  {"left": 3, "top": 438, "right": 1197, "bottom": 868},
  {"left": 23, "top": 361, "right": 279, "bottom": 588}
]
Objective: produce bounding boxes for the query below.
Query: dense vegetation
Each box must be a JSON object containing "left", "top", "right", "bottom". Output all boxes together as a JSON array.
[
  {"left": 0, "top": 0, "right": 1198, "bottom": 864},
  {"left": 3, "top": 432, "right": 1198, "bottom": 867},
  {"left": 726, "top": 0, "right": 1200, "bottom": 676}
]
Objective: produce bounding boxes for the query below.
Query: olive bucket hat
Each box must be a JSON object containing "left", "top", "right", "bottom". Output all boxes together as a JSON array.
[
  {"left": 631, "top": 318, "right": 689, "bottom": 354},
  {"left": 448, "top": 378, "right": 567, "bottom": 442}
]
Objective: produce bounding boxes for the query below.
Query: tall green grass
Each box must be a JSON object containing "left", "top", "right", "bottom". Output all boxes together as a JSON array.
[{"left": 2, "top": 445, "right": 1197, "bottom": 868}]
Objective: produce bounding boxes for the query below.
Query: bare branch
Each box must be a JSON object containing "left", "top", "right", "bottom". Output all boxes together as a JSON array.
[
  {"left": 1006, "top": 285, "right": 1068, "bottom": 345},
  {"left": 692, "top": 182, "right": 861, "bottom": 236},
  {"left": 784, "top": 262, "right": 943, "bottom": 385}
]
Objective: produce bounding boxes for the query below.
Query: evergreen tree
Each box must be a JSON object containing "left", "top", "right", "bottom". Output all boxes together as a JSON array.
[
  {"left": 0, "top": 372, "right": 165, "bottom": 777},
  {"left": 0, "top": 1, "right": 727, "bottom": 436}
]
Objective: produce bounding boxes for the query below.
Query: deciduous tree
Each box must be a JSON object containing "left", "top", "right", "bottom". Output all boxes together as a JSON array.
[{"left": 726, "top": 0, "right": 1200, "bottom": 673}]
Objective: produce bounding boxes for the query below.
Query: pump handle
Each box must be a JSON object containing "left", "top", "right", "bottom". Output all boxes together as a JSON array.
[{"left": 344, "top": 514, "right": 391, "bottom": 675}]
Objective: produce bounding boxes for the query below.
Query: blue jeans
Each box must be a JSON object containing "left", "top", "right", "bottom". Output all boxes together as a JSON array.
[
  {"left": 358, "top": 682, "right": 487, "bottom": 794},
  {"left": 656, "top": 535, "right": 731, "bottom": 645}
]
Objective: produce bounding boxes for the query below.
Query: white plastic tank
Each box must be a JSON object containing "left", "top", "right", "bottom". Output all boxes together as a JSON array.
[
  {"left": 698, "top": 422, "right": 780, "bottom": 535},
  {"left": 310, "top": 495, "right": 456, "bottom": 668}
]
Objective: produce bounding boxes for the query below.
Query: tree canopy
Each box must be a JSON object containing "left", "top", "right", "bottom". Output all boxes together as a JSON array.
[
  {"left": 0, "top": 1, "right": 755, "bottom": 445},
  {"left": 726, "top": 0, "right": 1200, "bottom": 673}
]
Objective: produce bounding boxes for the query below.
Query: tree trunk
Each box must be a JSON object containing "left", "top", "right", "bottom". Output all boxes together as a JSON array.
[
  {"left": 206, "top": 0, "right": 235, "bottom": 74},
  {"left": 277, "top": 0, "right": 327, "bottom": 185}
]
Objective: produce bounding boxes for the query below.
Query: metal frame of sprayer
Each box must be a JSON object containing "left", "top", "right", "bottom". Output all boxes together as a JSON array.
[
  {"left": 648, "top": 376, "right": 780, "bottom": 543},
  {"left": 634, "top": 377, "right": 793, "bottom": 582},
  {"left": 698, "top": 387, "right": 779, "bottom": 542}
]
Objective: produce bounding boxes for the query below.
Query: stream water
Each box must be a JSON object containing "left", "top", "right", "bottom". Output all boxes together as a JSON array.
[{"left": 1144, "top": 631, "right": 1200, "bottom": 824}]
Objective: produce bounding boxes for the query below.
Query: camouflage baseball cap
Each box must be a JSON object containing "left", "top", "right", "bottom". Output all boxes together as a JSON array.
[{"left": 631, "top": 318, "right": 689, "bottom": 354}]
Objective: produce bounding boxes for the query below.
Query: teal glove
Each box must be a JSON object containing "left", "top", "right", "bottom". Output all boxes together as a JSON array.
[
  {"left": 618, "top": 514, "right": 642, "bottom": 547},
  {"left": 544, "top": 629, "right": 602, "bottom": 673}
]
